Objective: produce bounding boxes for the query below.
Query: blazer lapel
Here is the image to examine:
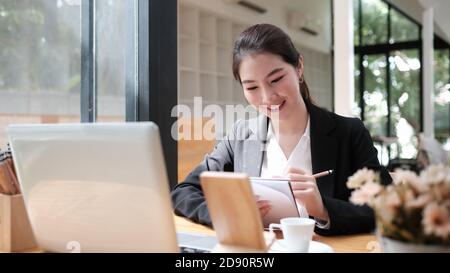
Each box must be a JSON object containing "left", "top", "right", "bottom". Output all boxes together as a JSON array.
[
  {"left": 243, "top": 115, "right": 268, "bottom": 177},
  {"left": 309, "top": 104, "right": 337, "bottom": 198},
  {"left": 241, "top": 104, "right": 337, "bottom": 195}
]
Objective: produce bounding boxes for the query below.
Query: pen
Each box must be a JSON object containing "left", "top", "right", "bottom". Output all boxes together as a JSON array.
[
  {"left": 312, "top": 169, "right": 334, "bottom": 179},
  {"left": 251, "top": 169, "right": 334, "bottom": 182}
]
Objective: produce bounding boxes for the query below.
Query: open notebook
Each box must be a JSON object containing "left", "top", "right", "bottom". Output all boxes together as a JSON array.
[{"left": 250, "top": 177, "right": 301, "bottom": 227}]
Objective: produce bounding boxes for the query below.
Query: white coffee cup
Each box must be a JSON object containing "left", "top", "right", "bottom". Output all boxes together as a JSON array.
[{"left": 269, "top": 217, "right": 315, "bottom": 253}]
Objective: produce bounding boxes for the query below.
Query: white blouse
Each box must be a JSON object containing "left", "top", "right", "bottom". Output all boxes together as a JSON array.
[
  {"left": 260, "top": 118, "right": 312, "bottom": 177},
  {"left": 260, "top": 117, "right": 330, "bottom": 229}
]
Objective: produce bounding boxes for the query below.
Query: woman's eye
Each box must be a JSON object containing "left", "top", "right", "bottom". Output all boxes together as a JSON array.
[
  {"left": 271, "top": 76, "right": 284, "bottom": 84},
  {"left": 246, "top": 86, "right": 258, "bottom": 91}
]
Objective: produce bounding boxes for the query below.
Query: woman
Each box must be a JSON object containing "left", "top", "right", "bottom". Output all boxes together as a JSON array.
[{"left": 172, "top": 24, "right": 391, "bottom": 236}]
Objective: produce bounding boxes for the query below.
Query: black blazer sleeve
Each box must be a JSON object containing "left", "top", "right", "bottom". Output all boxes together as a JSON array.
[
  {"left": 315, "top": 118, "right": 392, "bottom": 236},
  {"left": 171, "top": 122, "right": 237, "bottom": 226}
]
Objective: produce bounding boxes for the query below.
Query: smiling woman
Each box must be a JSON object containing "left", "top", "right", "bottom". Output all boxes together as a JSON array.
[{"left": 171, "top": 23, "right": 392, "bottom": 236}]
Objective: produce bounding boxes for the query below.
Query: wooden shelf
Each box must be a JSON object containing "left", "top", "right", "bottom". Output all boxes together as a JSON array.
[
  {"left": 180, "top": 34, "right": 195, "bottom": 42},
  {"left": 178, "top": 3, "right": 248, "bottom": 105}
]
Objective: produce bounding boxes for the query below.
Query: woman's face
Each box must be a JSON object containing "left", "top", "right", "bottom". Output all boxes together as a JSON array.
[{"left": 238, "top": 52, "right": 305, "bottom": 120}]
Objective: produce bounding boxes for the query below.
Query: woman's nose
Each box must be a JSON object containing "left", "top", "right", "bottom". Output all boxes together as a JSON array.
[{"left": 260, "top": 85, "right": 278, "bottom": 104}]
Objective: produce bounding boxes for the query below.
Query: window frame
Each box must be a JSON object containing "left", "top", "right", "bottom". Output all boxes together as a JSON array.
[
  {"left": 80, "top": 0, "right": 178, "bottom": 189},
  {"left": 81, "top": 0, "right": 96, "bottom": 123}
]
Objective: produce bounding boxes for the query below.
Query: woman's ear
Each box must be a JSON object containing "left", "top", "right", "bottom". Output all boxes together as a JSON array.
[{"left": 297, "top": 56, "right": 304, "bottom": 78}]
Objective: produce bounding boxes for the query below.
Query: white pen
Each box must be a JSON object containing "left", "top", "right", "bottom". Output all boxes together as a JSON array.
[{"left": 312, "top": 169, "right": 334, "bottom": 179}]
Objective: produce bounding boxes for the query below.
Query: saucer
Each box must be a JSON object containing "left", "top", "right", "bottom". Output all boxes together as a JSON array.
[{"left": 269, "top": 239, "right": 334, "bottom": 253}]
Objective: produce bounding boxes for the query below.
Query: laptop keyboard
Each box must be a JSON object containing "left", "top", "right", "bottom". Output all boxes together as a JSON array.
[
  {"left": 177, "top": 232, "right": 217, "bottom": 253},
  {"left": 180, "top": 246, "right": 211, "bottom": 253}
]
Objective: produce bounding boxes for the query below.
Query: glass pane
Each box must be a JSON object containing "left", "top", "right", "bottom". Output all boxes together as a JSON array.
[
  {"left": 353, "top": 54, "right": 361, "bottom": 117},
  {"left": 0, "top": 0, "right": 81, "bottom": 147},
  {"left": 363, "top": 54, "right": 388, "bottom": 137},
  {"left": 96, "top": 0, "right": 129, "bottom": 122},
  {"left": 390, "top": 9, "right": 420, "bottom": 43},
  {"left": 389, "top": 50, "right": 421, "bottom": 159},
  {"left": 363, "top": 54, "right": 389, "bottom": 165},
  {"left": 361, "top": 0, "right": 388, "bottom": 45},
  {"left": 354, "top": 0, "right": 360, "bottom": 46},
  {"left": 434, "top": 49, "right": 450, "bottom": 145}
]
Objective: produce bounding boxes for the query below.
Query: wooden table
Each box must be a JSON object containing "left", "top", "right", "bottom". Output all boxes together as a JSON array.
[
  {"left": 175, "top": 216, "right": 379, "bottom": 253},
  {"left": 5, "top": 216, "right": 377, "bottom": 253}
]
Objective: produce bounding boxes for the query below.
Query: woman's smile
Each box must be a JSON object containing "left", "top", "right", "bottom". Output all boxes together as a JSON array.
[{"left": 266, "top": 100, "right": 286, "bottom": 113}]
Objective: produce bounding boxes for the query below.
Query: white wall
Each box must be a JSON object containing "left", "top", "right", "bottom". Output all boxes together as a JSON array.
[
  {"left": 178, "top": 0, "right": 334, "bottom": 110},
  {"left": 300, "top": 46, "right": 333, "bottom": 110},
  {"left": 181, "top": 0, "right": 332, "bottom": 53}
]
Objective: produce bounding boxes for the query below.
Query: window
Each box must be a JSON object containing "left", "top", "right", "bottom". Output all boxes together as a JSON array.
[
  {"left": 354, "top": 0, "right": 450, "bottom": 163},
  {"left": 390, "top": 9, "right": 420, "bottom": 43},
  {"left": 353, "top": 0, "right": 360, "bottom": 46},
  {"left": 95, "top": 0, "right": 129, "bottom": 122},
  {"left": 354, "top": 0, "right": 423, "bottom": 164},
  {"left": 361, "top": 0, "right": 388, "bottom": 45},
  {"left": 0, "top": 0, "right": 133, "bottom": 146},
  {"left": 0, "top": 0, "right": 81, "bottom": 146},
  {"left": 362, "top": 54, "right": 388, "bottom": 137},
  {"left": 389, "top": 49, "right": 421, "bottom": 158},
  {"left": 434, "top": 49, "right": 450, "bottom": 145},
  {"left": 354, "top": 54, "right": 361, "bottom": 117},
  {"left": 0, "top": 0, "right": 178, "bottom": 187}
]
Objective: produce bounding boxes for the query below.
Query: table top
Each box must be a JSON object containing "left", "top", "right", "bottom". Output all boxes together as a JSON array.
[
  {"left": 175, "top": 216, "right": 379, "bottom": 253},
  {"left": 7, "top": 215, "right": 378, "bottom": 253}
]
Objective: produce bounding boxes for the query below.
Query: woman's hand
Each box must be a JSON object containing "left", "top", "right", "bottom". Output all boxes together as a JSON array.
[
  {"left": 255, "top": 195, "right": 271, "bottom": 217},
  {"left": 283, "top": 166, "right": 329, "bottom": 220}
]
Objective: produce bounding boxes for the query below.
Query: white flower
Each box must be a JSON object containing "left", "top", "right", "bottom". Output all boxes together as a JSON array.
[
  {"left": 422, "top": 202, "right": 450, "bottom": 239},
  {"left": 350, "top": 181, "right": 382, "bottom": 205},
  {"left": 405, "top": 191, "right": 432, "bottom": 209},
  {"left": 393, "top": 169, "right": 419, "bottom": 185},
  {"left": 349, "top": 164, "right": 450, "bottom": 242},
  {"left": 444, "top": 200, "right": 450, "bottom": 209},
  {"left": 384, "top": 186, "right": 401, "bottom": 208},
  {"left": 431, "top": 183, "right": 450, "bottom": 202},
  {"left": 347, "top": 168, "right": 377, "bottom": 189},
  {"left": 393, "top": 169, "right": 428, "bottom": 193},
  {"left": 421, "top": 165, "right": 450, "bottom": 185},
  {"left": 373, "top": 196, "right": 396, "bottom": 224}
]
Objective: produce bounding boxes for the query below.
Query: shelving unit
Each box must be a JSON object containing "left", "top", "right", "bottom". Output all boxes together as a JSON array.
[{"left": 178, "top": 3, "right": 248, "bottom": 106}]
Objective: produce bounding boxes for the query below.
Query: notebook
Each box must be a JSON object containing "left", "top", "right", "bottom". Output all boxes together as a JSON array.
[{"left": 250, "top": 177, "right": 300, "bottom": 227}]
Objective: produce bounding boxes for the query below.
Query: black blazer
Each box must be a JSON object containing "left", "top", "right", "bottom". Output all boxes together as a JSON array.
[{"left": 171, "top": 103, "right": 392, "bottom": 236}]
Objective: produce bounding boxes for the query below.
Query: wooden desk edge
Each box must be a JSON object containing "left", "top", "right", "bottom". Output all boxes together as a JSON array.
[
  {"left": 2, "top": 216, "right": 378, "bottom": 253},
  {"left": 175, "top": 216, "right": 378, "bottom": 253}
]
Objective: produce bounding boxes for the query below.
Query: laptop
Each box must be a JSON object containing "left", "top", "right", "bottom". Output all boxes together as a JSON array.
[{"left": 7, "top": 122, "right": 216, "bottom": 253}]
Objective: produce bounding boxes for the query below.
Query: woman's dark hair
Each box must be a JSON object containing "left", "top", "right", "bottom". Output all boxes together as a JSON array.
[{"left": 232, "top": 23, "right": 313, "bottom": 105}]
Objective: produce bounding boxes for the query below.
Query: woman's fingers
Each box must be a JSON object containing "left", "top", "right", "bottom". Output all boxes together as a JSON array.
[
  {"left": 290, "top": 181, "right": 316, "bottom": 191},
  {"left": 293, "top": 188, "right": 315, "bottom": 195},
  {"left": 257, "top": 200, "right": 271, "bottom": 217},
  {"left": 286, "top": 173, "right": 315, "bottom": 182},
  {"left": 260, "top": 206, "right": 271, "bottom": 217},
  {"left": 284, "top": 166, "right": 306, "bottom": 175},
  {"left": 270, "top": 170, "right": 316, "bottom": 183}
]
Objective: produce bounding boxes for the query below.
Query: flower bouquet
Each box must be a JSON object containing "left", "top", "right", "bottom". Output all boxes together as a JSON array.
[{"left": 347, "top": 165, "right": 450, "bottom": 252}]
